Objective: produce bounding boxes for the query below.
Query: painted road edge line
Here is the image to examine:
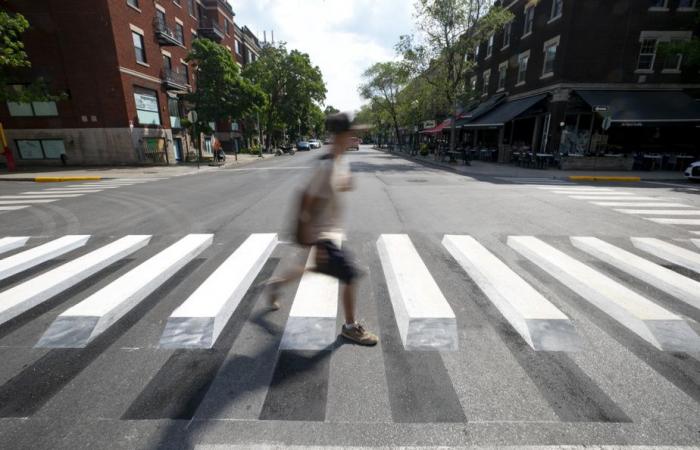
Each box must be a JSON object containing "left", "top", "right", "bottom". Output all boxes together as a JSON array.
[
  {"left": 508, "top": 236, "right": 700, "bottom": 352},
  {"left": 377, "top": 234, "right": 457, "bottom": 351},
  {"left": 0, "top": 236, "right": 151, "bottom": 328},
  {"left": 160, "top": 233, "right": 278, "bottom": 349},
  {"left": 37, "top": 234, "right": 213, "bottom": 348},
  {"left": 443, "top": 235, "right": 581, "bottom": 351}
]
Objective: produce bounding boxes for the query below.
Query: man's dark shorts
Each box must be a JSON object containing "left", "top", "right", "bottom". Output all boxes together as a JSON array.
[{"left": 314, "top": 239, "right": 358, "bottom": 284}]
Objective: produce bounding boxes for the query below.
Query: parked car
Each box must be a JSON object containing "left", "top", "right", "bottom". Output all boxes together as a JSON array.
[
  {"left": 685, "top": 161, "right": 700, "bottom": 181},
  {"left": 296, "top": 141, "right": 311, "bottom": 151},
  {"left": 323, "top": 138, "right": 332, "bottom": 144},
  {"left": 308, "top": 139, "right": 321, "bottom": 149},
  {"left": 347, "top": 137, "right": 360, "bottom": 151}
]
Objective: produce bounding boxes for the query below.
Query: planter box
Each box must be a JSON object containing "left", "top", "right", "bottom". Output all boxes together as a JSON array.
[{"left": 560, "top": 156, "right": 634, "bottom": 171}]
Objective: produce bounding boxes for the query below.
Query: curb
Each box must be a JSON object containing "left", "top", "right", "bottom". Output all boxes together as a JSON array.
[
  {"left": 34, "top": 176, "right": 103, "bottom": 182},
  {"left": 568, "top": 176, "right": 641, "bottom": 182}
]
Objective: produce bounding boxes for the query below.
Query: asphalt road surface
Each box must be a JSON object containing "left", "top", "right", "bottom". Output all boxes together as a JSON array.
[{"left": 1, "top": 145, "right": 700, "bottom": 449}]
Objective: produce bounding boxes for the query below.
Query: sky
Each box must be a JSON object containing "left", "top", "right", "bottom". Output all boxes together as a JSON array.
[{"left": 231, "top": 0, "right": 415, "bottom": 111}]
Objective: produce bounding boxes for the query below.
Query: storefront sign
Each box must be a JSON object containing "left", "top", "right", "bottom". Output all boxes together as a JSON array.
[
  {"left": 423, "top": 120, "right": 436, "bottom": 129},
  {"left": 621, "top": 122, "right": 643, "bottom": 127},
  {"left": 134, "top": 93, "right": 158, "bottom": 112},
  {"left": 593, "top": 105, "right": 609, "bottom": 112}
]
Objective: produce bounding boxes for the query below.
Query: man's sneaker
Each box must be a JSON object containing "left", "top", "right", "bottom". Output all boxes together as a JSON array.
[{"left": 341, "top": 322, "right": 378, "bottom": 346}]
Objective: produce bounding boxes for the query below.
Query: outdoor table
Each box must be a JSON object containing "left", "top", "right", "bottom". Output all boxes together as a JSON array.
[
  {"left": 643, "top": 154, "right": 662, "bottom": 170},
  {"left": 535, "top": 153, "right": 553, "bottom": 169}
]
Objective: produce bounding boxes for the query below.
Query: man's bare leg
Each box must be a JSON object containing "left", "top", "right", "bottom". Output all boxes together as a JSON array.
[
  {"left": 341, "top": 282, "right": 356, "bottom": 325},
  {"left": 265, "top": 264, "right": 307, "bottom": 310}
]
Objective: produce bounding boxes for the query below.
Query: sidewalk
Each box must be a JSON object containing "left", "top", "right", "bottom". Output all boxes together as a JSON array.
[
  {"left": 381, "top": 149, "right": 689, "bottom": 181},
  {"left": 0, "top": 153, "right": 267, "bottom": 182}
]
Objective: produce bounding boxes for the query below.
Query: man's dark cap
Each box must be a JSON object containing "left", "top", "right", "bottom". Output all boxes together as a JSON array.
[{"left": 325, "top": 112, "right": 352, "bottom": 134}]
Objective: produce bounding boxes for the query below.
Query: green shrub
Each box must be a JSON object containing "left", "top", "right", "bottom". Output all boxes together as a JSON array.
[{"left": 419, "top": 143, "right": 429, "bottom": 156}]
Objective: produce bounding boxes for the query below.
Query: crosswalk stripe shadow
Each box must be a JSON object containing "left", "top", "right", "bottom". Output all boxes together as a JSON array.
[
  {"left": 0, "top": 258, "right": 206, "bottom": 418},
  {"left": 121, "top": 258, "right": 280, "bottom": 420}
]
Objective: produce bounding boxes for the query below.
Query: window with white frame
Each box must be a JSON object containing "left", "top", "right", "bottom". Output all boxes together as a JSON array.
[
  {"left": 517, "top": 51, "right": 530, "bottom": 84},
  {"left": 637, "top": 31, "right": 692, "bottom": 71},
  {"left": 502, "top": 21, "right": 512, "bottom": 48},
  {"left": 470, "top": 75, "right": 477, "bottom": 95},
  {"left": 16, "top": 139, "right": 65, "bottom": 160},
  {"left": 551, "top": 0, "right": 563, "bottom": 20},
  {"left": 6, "top": 85, "right": 58, "bottom": 117},
  {"left": 498, "top": 62, "right": 507, "bottom": 91},
  {"left": 235, "top": 40, "right": 241, "bottom": 55},
  {"left": 132, "top": 30, "right": 146, "bottom": 63},
  {"left": 523, "top": 4, "right": 535, "bottom": 36},
  {"left": 133, "top": 87, "right": 161, "bottom": 125},
  {"left": 678, "top": 0, "right": 697, "bottom": 10},
  {"left": 542, "top": 36, "right": 560, "bottom": 76},
  {"left": 637, "top": 38, "right": 658, "bottom": 70},
  {"left": 662, "top": 39, "right": 685, "bottom": 72},
  {"left": 486, "top": 34, "right": 494, "bottom": 58},
  {"left": 483, "top": 69, "right": 491, "bottom": 95},
  {"left": 649, "top": 0, "right": 668, "bottom": 10}
]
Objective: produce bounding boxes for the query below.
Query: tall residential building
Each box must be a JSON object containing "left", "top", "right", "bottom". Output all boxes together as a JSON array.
[
  {"left": 460, "top": 0, "right": 700, "bottom": 168},
  {"left": 0, "top": 0, "right": 243, "bottom": 166}
]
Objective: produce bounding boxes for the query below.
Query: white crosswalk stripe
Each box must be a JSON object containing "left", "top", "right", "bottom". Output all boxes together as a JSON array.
[
  {"left": 632, "top": 238, "right": 700, "bottom": 274},
  {"left": 571, "top": 237, "right": 700, "bottom": 312},
  {"left": 0, "top": 199, "right": 59, "bottom": 205},
  {"left": 161, "top": 233, "right": 277, "bottom": 349},
  {"left": 280, "top": 234, "right": 343, "bottom": 351},
  {"left": 37, "top": 234, "right": 213, "bottom": 348},
  {"left": 497, "top": 177, "right": 572, "bottom": 185},
  {"left": 590, "top": 202, "right": 691, "bottom": 208},
  {"left": 377, "top": 234, "right": 457, "bottom": 351},
  {"left": 538, "top": 186, "right": 610, "bottom": 191},
  {"left": 569, "top": 196, "right": 664, "bottom": 201},
  {"left": 0, "top": 236, "right": 29, "bottom": 255},
  {"left": 647, "top": 218, "right": 700, "bottom": 226},
  {"left": 1, "top": 194, "right": 84, "bottom": 199},
  {"left": 443, "top": 235, "right": 580, "bottom": 351},
  {"left": 0, "top": 236, "right": 151, "bottom": 328},
  {"left": 561, "top": 192, "right": 635, "bottom": 196},
  {"left": 508, "top": 236, "right": 700, "bottom": 352},
  {"left": 615, "top": 209, "right": 700, "bottom": 215},
  {"left": 0, "top": 206, "right": 29, "bottom": 211},
  {"left": 51, "top": 186, "right": 115, "bottom": 190},
  {"left": 0, "top": 235, "right": 90, "bottom": 281}
]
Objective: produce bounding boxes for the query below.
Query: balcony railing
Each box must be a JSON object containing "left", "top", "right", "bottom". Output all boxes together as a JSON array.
[
  {"left": 161, "top": 68, "right": 189, "bottom": 91},
  {"left": 197, "top": 17, "right": 225, "bottom": 42},
  {"left": 153, "top": 17, "right": 184, "bottom": 46}
]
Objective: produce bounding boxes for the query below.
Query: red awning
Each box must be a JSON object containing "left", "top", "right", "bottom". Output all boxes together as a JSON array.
[{"left": 420, "top": 118, "right": 453, "bottom": 135}]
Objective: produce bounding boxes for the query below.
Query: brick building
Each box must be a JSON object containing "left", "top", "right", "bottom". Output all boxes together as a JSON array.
[
  {"left": 460, "top": 0, "right": 700, "bottom": 169},
  {"left": 0, "top": 0, "right": 252, "bottom": 166}
]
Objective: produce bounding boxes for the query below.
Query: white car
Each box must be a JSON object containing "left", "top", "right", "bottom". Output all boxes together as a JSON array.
[
  {"left": 308, "top": 139, "right": 321, "bottom": 149},
  {"left": 685, "top": 161, "right": 700, "bottom": 181}
]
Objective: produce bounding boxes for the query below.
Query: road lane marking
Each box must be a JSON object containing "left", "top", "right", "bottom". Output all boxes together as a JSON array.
[
  {"left": 551, "top": 190, "right": 622, "bottom": 195},
  {"left": 508, "top": 236, "right": 700, "bottom": 352},
  {"left": 43, "top": 188, "right": 104, "bottom": 193},
  {"left": 58, "top": 185, "right": 118, "bottom": 189},
  {"left": 538, "top": 186, "right": 610, "bottom": 190},
  {"left": 1, "top": 194, "right": 83, "bottom": 199},
  {"left": 279, "top": 234, "right": 342, "bottom": 351},
  {"left": 0, "top": 236, "right": 150, "bottom": 328},
  {"left": 569, "top": 196, "right": 665, "bottom": 201},
  {"left": 590, "top": 202, "right": 691, "bottom": 207},
  {"left": 647, "top": 218, "right": 700, "bottom": 226},
  {"left": 0, "top": 199, "right": 58, "bottom": 205},
  {"left": 0, "top": 235, "right": 90, "bottom": 281},
  {"left": 443, "top": 235, "right": 580, "bottom": 351},
  {"left": 0, "top": 237, "right": 29, "bottom": 255},
  {"left": 571, "top": 237, "right": 700, "bottom": 312},
  {"left": 377, "top": 234, "right": 457, "bottom": 351},
  {"left": 632, "top": 238, "right": 700, "bottom": 274},
  {"left": 615, "top": 209, "right": 700, "bottom": 216},
  {"left": 160, "top": 233, "right": 277, "bottom": 349},
  {"left": 37, "top": 234, "right": 213, "bottom": 348}
]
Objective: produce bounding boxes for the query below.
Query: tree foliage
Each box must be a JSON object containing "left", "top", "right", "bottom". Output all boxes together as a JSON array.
[
  {"left": 359, "top": 61, "right": 410, "bottom": 145},
  {"left": 243, "top": 43, "right": 326, "bottom": 147},
  {"left": 0, "top": 10, "right": 64, "bottom": 102},
  {"left": 186, "top": 38, "right": 265, "bottom": 128}
]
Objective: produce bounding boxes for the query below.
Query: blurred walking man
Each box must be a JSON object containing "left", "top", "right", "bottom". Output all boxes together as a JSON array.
[{"left": 266, "top": 112, "right": 378, "bottom": 346}]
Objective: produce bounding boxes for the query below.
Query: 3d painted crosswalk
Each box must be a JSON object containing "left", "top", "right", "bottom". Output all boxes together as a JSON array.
[{"left": 2, "top": 233, "right": 700, "bottom": 356}]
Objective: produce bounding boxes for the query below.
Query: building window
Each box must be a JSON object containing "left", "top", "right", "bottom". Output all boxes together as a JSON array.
[
  {"left": 678, "top": 0, "right": 697, "bottom": 9},
  {"left": 502, "top": 22, "right": 511, "bottom": 48},
  {"left": 523, "top": 4, "right": 535, "bottom": 36},
  {"left": 132, "top": 31, "right": 146, "bottom": 63},
  {"left": 235, "top": 40, "right": 242, "bottom": 55},
  {"left": 649, "top": 0, "right": 668, "bottom": 10},
  {"left": 486, "top": 34, "right": 494, "bottom": 58},
  {"left": 133, "top": 87, "right": 161, "bottom": 125},
  {"left": 663, "top": 40, "right": 684, "bottom": 72},
  {"left": 168, "top": 97, "right": 181, "bottom": 129},
  {"left": 498, "top": 62, "right": 507, "bottom": 91},
  {"left": 517, "top": 51, "right": 529, "bottom": 84},
  {"left": 542, "top": 36, "right": 559, "bottom": 76},
  {"left": 6, "top": 86, "right": 59, "bottom": 117},
  {"left": 162, "top": 54, "right": 172, "bottom": 70},
  {"left": 127, "top": 0, "right": 139, "bottom": 9},
  {"left": 16, "top": 139, "right": 65, "bottom": 160},
  {"left": 224, "top": 20, "right": 229, "bottom": 35},
  {"left": 191, "top": 31, "right": 198, "bottom": 42},
  {"left": 181, "top": 62, "right": 189, "bottom": 83},
  {"left": 176, "top": 23, "right": 184, "bottom": 44},
  {"left": 188, "top": 0, "right": 195, "bottom": 17},
  {"left": 637, "top": 38, "right": 657, "bottom": 70},
  {"left": 551, "top": 0, "right": 563, "bottom": 20},
  {"left": 482, "top": 69, "right": 490, "bottom": 95},
  {"left": 470, "top": 75, "right": 477, "bottom": 95}
]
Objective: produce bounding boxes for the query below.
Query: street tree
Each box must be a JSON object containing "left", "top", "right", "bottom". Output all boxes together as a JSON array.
[
  {"left": 186, "top": 38, "right": 265, "bottom": 148},
  {"left": 398, "top": 0, "right": 512, "bottom": 155},
  {"left": 243, "top": 43, "right": 326, "bottom": 149},
  {"left": 359, "top": 61, "right": 409, "bottom": 147},
  {"left": 0, "top": 10, "right": 64, "bottom": 102},
  {"left": 324, "top": 105, "right": 340, "bottom": 115}
]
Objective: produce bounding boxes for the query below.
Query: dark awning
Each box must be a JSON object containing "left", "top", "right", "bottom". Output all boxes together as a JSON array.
[
  {"left": 575, "top": 90, "right": 700, "bottom": 123},
  {"left": 420, "top": 118, "right": 452, "bottom": 134},
  {"left": 455, "top": 93, "right": 506, "bottom": 127},
  {"left": 460, "top": 94, "right": 548, "bottom": 128}
]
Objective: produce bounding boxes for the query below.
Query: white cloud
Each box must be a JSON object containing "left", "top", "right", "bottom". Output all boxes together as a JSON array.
[{"left": 231, "top": 0, "right": 414, "bottom": 111}]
